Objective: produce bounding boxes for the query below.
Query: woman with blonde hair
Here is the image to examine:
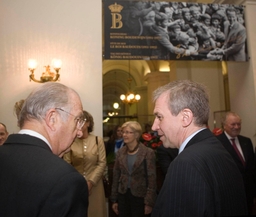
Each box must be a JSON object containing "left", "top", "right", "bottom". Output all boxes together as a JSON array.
[{"left": 110, "top": 121, "right": 157, "bottom": 217}]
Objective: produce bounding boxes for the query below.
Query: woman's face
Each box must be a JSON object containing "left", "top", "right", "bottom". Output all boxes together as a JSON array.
[
  {"left": 122, "top": 126, "right": 138, "bottom": 145},
  {"left": 116, "top": 127, "right": 122, "bottom": 139}
]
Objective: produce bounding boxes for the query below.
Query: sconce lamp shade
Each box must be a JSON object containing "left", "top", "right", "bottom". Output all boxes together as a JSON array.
[
  {"left": 28, "top": 59, "right": 38, "bottom": 69},
  {"left": 52, "top": 59, "right": 62, "bottom": 69}
]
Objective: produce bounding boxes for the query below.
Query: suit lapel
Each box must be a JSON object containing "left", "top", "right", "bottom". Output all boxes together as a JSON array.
[
  {"left": 237, "top": 136, "right": 248, "bottom": 163},
  {"left": 219, "top": 133, "right": 246, "bottom": 166}
]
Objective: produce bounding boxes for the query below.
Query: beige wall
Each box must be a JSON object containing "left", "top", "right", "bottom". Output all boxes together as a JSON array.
[{"left": 0, "top": 0, "right": 103, "bottom": 136}]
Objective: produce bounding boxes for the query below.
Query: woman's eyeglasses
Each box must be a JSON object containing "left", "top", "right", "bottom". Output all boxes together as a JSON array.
[{"left": 122, "top": 131, "right": 134, "bottom": 135}]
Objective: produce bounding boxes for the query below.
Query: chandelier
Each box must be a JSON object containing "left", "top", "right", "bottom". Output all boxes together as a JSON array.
[{"left": 120, "top": 61, "right": 141, "bottom": 105}]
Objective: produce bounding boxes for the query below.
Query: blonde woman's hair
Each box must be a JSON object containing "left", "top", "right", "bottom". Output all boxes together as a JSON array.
[{"left": 121, "top": 121, "right": 142, "bottom": 141}]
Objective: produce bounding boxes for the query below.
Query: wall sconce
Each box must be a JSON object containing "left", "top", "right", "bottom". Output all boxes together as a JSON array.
[{"left": 28, "top": 59, "right": 62, "bottom": 83}]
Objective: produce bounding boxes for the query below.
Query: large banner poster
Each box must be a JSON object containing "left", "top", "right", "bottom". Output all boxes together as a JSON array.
[{"left": 104, "top": 1, "right": 248, "bottom": 61}]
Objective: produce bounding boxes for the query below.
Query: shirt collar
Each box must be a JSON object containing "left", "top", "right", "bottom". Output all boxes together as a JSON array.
[
  {"left": 224, "top": 131, "right": 236, "bottom": 141},
  {"left": 18, "top": 129, "right": 52, "bottom": 150}
]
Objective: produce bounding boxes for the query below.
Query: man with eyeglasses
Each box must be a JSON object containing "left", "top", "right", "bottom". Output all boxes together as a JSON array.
[{"left": 0, "top": 82, "right": 88, "bottom": 217}]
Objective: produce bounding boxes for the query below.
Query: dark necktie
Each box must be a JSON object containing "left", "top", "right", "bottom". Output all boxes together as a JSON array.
[{"left": 230, "top": 138, "right": 245, "bottom": 167}]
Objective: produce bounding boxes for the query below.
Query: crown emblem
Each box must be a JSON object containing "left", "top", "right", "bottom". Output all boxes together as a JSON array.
[{"left": 108, "top": 3, "right": 123, "bottom": 13}]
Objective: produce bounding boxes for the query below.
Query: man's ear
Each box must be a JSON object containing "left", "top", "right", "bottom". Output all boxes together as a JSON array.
[
  {"left": 181, "top": 108, "right": 193, "bottom": 127},
  {"left": 45, "top": 109, "right": 58, "bottom": 131}
]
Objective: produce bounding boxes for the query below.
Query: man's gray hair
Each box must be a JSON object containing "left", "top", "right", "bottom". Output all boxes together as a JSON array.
[
  {"left": 18, "top": 82, "right": 77, "bottom": 128},
  {"left": 222, "top": 111, "right": 241, "bottom": 125},
  {"left": 153, "top": 80, "right": 209, "bottom": 126}
]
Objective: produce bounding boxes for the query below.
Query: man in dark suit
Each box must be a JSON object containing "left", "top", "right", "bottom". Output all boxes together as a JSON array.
[
  {"left": 0, "top": 83, "right": 88, "bottom": 217},
  {"left": 216, "top": 112, "right": 256, "bottom": 215},
  {"left": 151, "top": 80, "right": 247, "bottom": 217}
]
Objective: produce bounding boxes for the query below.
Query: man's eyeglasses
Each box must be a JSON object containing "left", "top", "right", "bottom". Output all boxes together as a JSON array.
[
  {"left": 55, "top": 108, "right": 86, "bottom": 130},
  {"left": 122, "top": 131, "right": 134, "bottom": 135}
]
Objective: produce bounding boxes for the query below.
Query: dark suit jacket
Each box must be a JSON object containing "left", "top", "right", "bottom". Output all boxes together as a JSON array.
[
  {"left": 0, "top": 134, "right": 88, "bottom": 217},
  {"left": 216, "top": 132, "right": 256, "bottom": 210},
  {"left": 152, "top": 129, "right": 247, "bottom": 217}
]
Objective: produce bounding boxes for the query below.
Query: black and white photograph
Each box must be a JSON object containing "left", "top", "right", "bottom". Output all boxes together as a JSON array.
[{"left": 104, "top": 0, "right": 248, "bottom": 61}]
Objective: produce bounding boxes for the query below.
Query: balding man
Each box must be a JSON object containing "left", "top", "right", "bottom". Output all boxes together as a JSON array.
[
  {"left": 217, "top": 112, "right": 256, "bottom": 215},
  {"left": 0, "top": 83, "right": 88, "bottom": 217}
]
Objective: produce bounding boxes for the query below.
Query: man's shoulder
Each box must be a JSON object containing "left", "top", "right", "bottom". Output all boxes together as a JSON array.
[
  {"left": 237, "top": 134, "right": 253, "bottom": 144},
  {"left": 237, "top": 134, "right": 250, "bottom": 140},
  {"left": 180, "top": 131, "right": 228, "bottom": 160}
]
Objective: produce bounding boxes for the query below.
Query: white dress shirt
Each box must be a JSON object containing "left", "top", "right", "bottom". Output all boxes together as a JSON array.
[{"left": 19, "top": 129, "right": 52, "bottom": 150}]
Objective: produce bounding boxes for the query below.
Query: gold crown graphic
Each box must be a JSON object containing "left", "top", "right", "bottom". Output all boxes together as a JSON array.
[{"left": 108, "top": 3, "right": 123, "bottom": 13}]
